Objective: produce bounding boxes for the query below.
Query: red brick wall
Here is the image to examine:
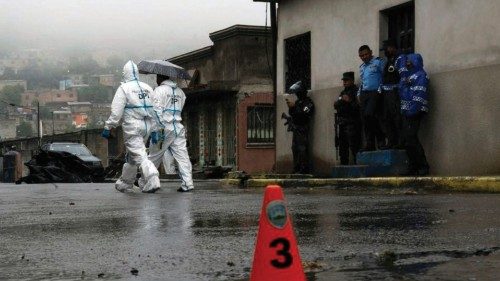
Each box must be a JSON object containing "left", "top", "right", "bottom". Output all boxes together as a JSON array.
[{"left": 236, "top": 92, "right": 275, "bottom": 174}]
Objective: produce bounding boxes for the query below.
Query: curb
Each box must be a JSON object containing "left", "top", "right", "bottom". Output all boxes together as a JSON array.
[{"left": 220, "top": 176, "right": 500, "bottom": 193}]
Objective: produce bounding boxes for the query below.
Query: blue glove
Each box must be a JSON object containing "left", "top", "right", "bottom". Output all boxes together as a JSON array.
[
  {"left": 151, "top": 131, "right": 159, "bottom": 144},
  {"left": 101, "top": 129, "right": 111, "bottom": 139}
]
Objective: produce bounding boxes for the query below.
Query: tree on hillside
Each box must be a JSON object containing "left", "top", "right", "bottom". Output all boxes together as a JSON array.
[
  {"left": 0, "top": 85, "right": 23, "bottom": 108},
  {"left": 17, "top": 62, "right": 66, "bottom": 90},
  {"left": 39, "top": 106, "right": 52, "bottom": 120},
  {"left": 68, "top": 56, "right": 103, "bottom": 76},
  {"left": 0, "top": 67, "right": 17, "bottom": 80},
  {"left": 106, "top": 55, "right": 124, "bottom": 75}
]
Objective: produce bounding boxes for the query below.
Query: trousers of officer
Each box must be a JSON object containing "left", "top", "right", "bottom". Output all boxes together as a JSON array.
[
  {"left": 381, "top": 88, "right": 402, "bottom": 146},
  {"left": 339, "top": 121, "right": 361, "bottom": 165},
  {"left": 401, "top": 113, "right": 429, "bottom": 172},
  {"left": 359, "top": 91, "right": 384, "bottom": 148},
  {"left": 292, "top": 126, "right": 310, "bottom": 174}
]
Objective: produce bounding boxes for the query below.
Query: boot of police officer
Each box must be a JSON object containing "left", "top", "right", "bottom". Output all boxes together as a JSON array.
[
  {"left": 286, "top": 81, "right": 315, "bottom": 174},
  {"left": 380, "top": 39, "right": 402, "bottom": 149},
  {"left": 334, "top": 72, "right": 362, "bottom": 165}
]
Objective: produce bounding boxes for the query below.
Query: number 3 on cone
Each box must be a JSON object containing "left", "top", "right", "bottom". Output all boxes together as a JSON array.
[{"left": 270, "top": 237, "right": 293, "bottom": 268}]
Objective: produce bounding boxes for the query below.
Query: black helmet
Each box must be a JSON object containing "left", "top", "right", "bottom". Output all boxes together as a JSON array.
[{"left": 288, "top": 81, "right": 307, "bottom": 96}]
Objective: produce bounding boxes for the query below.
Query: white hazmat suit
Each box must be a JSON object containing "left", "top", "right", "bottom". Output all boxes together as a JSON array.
[
  {"left": 104, "top": 61, "right": 161, "bottom": 193},
  {"left": 149, "top": 135, "right": 177, "bottom": 174},
  {"left": 148, "top": 79, "right": 194, "bottom": 192}
]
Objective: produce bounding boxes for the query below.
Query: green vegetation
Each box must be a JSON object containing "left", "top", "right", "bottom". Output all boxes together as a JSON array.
[
  {"left": 0, "top": 85, "right": 23, "bottom": 107},
  {"left": 17, "top": 121, "right": 33, "bottom": 137},
  {"left": 39, "top": 106, "right": 52, "bottom": 119}
]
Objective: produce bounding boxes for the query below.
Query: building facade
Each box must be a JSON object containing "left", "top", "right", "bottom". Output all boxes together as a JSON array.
[
  {"left": 169, "top": 25, "right": 275, "bottom": 174},
  {"left": 271, "top": 0, "right": 500, "bottom": 176},
  {"left": 21, "top": 89, "right": 78, "bottom": 106}
]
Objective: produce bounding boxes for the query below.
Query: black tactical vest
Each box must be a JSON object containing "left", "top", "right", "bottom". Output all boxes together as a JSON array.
[{"left": 383, "top": 57, "right": 400, "bottom": 85}]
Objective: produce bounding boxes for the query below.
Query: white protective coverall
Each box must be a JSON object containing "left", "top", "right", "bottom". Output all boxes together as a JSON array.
[
  {"left": 149, "top": 139, "right": 176, "bottom": 174},
  {"left": 149, "top": 79, "right": 194, "bottom": 191},
  {"left": 104, "top": 61, "right": 160, "bottom": 192}
]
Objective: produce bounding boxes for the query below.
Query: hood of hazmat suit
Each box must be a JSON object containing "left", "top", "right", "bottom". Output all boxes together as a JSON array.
[{"left": 105, "top": 60, "right": 158, "bottom": 138}]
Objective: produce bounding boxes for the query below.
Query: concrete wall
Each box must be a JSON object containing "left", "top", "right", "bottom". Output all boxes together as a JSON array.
[
  {"left": 0, "top": 119, "right": 17, "bottom": 140},
  {"left": 275, "top": 0, "right": 500, "bottom": 176},
  {"left": 172, "top": 34, "right": 273, "bottom": 87}
]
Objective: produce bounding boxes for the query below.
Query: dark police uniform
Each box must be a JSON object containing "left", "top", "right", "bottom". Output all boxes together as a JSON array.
[
  {"left": 288, "top": 81, "right": 314, "bottom": 174},
  {"left": 380, "top": 54, "right": 402, "bottom": 148},
  {"left": 334, "top": 72, "right": 361, "bottom": 165}
]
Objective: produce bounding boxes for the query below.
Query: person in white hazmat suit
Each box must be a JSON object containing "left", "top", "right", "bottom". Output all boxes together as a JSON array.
[
  {"left": 101, "top": 60, "right": 161, "bottom": 193},
  {"left": 147, "top": 74, "right": 194, "bottom": 192}
]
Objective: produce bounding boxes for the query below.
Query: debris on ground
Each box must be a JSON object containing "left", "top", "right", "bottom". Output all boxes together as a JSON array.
[
  {"left": 15, "top": 150, "right": 105, "bottom": 184},
  {"left": 130, "top": 268, "right": 139, "bottom": 276},
  {"left": 103, "top": 154, "right": 125, "bottom": 179},
  {"left": 377, "top": 250, "right": 398, "bottom": 266}
]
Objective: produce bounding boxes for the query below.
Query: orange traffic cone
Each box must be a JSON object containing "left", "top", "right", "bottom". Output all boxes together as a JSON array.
[{"left": 250, "top": 185, "right": 306, "bottom": 281}]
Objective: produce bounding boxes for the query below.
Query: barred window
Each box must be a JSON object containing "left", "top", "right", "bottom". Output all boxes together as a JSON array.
[
  {"left": 285, "top": 32, "right": 311, "bottom": 91},
  {"left": 381, "top": 1, "right": 415, "bottom": 53},
  {"left": 247, "top": 105, "right": 274, "bottom": 145}
]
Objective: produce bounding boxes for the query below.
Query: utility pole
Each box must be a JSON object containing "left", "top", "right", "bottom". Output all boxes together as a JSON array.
[
  {"left": 52, "top": 111, "right": 55, "bottom": 136},
  {"left": 271, "top": 1, "right": 277, "bottom": 97},
  {"left": 37, "top": 100, "right": 41, "bottom": 146},
  {"left": 270, "top": 1, "right": 278, "bottom": 168}
]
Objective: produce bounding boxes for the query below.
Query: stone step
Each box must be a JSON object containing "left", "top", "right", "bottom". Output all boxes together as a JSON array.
[
  {"left": 251, "top": 174, "right": 314, "bottom": 179},
  {"left": 332, "top": 165, "right": 370, "bottom": 178},
  {"left": 332, "top": 163, "right": 409, "bottom": 178},
  {"left": 357, "top": 149, "right": 409, "bottom": 167}
]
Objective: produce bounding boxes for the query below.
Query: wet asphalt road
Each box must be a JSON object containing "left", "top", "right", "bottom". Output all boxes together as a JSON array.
[{"left": 0, "top": 181, "right": 499, "bottom": 281}]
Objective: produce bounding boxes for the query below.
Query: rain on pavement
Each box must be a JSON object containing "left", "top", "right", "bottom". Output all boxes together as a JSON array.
[{"left": 0, "top": 181, "right": 499, "bottom": 280}]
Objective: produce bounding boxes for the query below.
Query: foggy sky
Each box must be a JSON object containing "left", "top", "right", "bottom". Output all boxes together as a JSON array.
[{"left": 0, "top": 0, "right": 269, "bottom": 59}]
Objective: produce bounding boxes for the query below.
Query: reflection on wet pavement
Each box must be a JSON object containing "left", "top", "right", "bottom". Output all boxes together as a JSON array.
[{"left": 0, "top": 183, "right": 499, "bottom": 280}]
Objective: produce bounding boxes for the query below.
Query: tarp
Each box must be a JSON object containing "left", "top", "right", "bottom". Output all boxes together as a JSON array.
[{"left": 16, "top": 150, "right": 105, "bottom": 184}]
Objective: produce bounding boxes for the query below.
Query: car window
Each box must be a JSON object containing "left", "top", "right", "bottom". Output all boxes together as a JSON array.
[{"left": 51, "top": 144, "right": 92, "bottom": 156}]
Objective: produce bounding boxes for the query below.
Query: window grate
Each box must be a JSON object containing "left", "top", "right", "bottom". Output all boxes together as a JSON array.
[
  {"left": 383, "top": 1, "right": 415, "bottom": 53},
  {"left": 247, "top": 105, "right": 275, "bottom": 144}
]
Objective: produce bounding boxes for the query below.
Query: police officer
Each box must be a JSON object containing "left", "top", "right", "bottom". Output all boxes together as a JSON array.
[
  {"left": 380, "top": 40, "right": 402, "bottom": 149},
  {"left": 334, "top": 72, "right": 361, "bottom": 165},
  {"left": 286, "top": 81, "right": 314, "bottom": 174},
  {"left": 357, "top": 45, "right": 385, "bottom": 151}
]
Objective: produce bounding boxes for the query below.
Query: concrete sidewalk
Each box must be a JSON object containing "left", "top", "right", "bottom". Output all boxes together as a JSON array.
[{"left": 221, "top": 175, "right": 500, "bottom": 193}]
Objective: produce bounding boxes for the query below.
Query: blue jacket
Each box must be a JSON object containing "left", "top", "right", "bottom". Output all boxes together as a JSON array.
[
  {"left": 399, "top": 54, "right": 429, "bottom": 117},
  {"left": 395, "top": 54, "right": 409, "bottom": 80}
]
